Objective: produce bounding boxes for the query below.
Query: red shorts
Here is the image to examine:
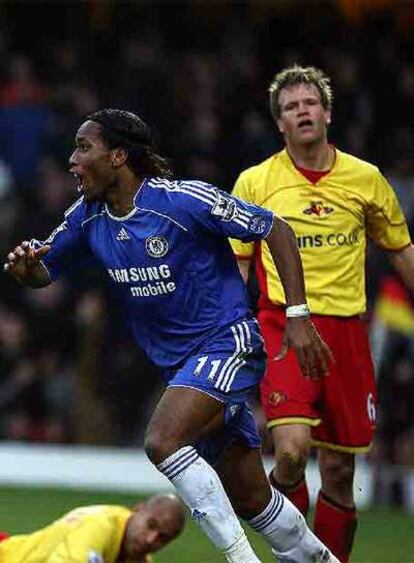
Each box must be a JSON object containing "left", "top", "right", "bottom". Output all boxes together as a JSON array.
[{"left": 259, "top": 307, "right": 377, "bottom": 452}]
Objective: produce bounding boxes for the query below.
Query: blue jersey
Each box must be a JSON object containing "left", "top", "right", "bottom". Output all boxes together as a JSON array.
[{"left": 33, "top": 178, "right": 274, "bottom": 368}]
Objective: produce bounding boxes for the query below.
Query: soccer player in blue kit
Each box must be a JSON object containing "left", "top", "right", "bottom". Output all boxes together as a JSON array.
[{"left": 4, "top": 109, "right": 338, "bottom": 563}]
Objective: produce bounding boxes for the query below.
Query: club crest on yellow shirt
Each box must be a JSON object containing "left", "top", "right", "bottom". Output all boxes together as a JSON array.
[
  {"left": 303, "top": 201, "right": 334, "bottom": 218},
  {"left": 268, "top": 390, "right": 287, "bottom": 406}
]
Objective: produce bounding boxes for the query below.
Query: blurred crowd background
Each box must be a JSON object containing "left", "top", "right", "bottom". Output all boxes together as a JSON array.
[{"left": 0, "top": 0, "right": 413, "bottom": 508}]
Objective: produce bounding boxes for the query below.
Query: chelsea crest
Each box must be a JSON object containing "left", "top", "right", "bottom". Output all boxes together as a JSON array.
[{"left": 145, "top": 235, "right": 169, "bottom": 258}]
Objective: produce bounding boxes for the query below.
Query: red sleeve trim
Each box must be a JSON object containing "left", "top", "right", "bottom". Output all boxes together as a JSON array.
[{"left": 235, "top": 254, "right": 253, "bottom": 261}]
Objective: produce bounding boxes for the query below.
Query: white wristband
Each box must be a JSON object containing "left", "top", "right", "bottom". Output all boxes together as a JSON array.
[{"left": 286, "top": 304, "right": 310, "bottom": 318}]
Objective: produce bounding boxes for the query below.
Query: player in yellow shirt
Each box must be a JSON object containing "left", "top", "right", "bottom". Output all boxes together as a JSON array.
[
  {"left": 0, "top": 493, "right": 186, "bottom": 562},
  {"left": 231, "top": 65, "right": 414, "bottom": 562}
]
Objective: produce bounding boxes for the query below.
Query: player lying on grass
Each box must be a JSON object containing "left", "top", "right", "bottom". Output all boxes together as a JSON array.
[
  {"left": 4, "top": 108, "right": 337, "bottom": 562},
  {"left": 0, "top": 493, "right": 186, "bottom": 562}
]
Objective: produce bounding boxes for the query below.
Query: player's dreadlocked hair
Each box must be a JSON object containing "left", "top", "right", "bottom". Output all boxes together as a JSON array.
[
  {"left": 87, "top": 109, "right": 173, "bottom": 178},
  {"left": 269, "top": 65, "right": 333, "bottom": 120}
]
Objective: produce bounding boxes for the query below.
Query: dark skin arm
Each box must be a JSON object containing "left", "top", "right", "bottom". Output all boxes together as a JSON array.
[
  {"left": 3, "top": 240, "right": 52, "bottom": 288},
  {"left": 265, "top": 216, "right": 306, "bottom": 306},
  {"left": 264, "top": 216, "right": 333, "bottom": 378}
]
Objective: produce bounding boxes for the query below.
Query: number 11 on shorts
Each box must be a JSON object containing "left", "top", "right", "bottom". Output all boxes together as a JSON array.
[{"left": 194, "top": 355, "right": 222, "bottom": 381}]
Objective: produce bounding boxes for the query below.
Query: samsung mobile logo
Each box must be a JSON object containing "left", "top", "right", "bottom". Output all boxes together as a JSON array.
[{"left": 107, "top": 264, "right": 176, "bottom": 298}]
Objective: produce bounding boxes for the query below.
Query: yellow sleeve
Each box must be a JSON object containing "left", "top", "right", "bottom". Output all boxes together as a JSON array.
[
  {"left": 230, "top": 172, "right": 255, "bottom": 260},
  {"left": 46, "top": 519, "right": 111, "bottom": 563},
  {"left": 366, "top": 171, "right": 411, "bottom": 249}
]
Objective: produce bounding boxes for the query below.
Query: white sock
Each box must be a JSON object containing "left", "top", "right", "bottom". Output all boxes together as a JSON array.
[
  {"left": 247, "top": 488, "right": 333, "bottom": 562},
  {"left": 157, "top": 446, "right": 261, "bottom": 562},
  {"left": 223, "top": 530, "right": 262, "bottom": 563}
]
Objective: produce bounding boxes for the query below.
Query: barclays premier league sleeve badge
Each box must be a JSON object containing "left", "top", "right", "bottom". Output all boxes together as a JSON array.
[{"left": 211, "top": 192, "right": 238, "bottom": 222}]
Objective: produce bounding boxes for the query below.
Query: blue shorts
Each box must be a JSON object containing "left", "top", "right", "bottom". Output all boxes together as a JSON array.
[
  {"left": 194, "top": 403, "right": 261, "bottom": 466},
  {"left": 163, "top": 318, "right": 266, "bottom": 465}
]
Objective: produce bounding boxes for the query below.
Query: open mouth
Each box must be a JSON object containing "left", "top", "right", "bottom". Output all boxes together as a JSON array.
[
  {"left": 298, "top": 119, "right": 313, "bottom": 130},
  {"left": 72, "top": 173, "right": 86, "bottom": 194}
]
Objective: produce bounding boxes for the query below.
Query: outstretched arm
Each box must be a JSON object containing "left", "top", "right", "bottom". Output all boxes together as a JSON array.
[
  {"left": 4, "top": 240, "right": 51, "bottom": 288},
  {"left": 265, "top": 216, "right": 333, "bottom": 378}
]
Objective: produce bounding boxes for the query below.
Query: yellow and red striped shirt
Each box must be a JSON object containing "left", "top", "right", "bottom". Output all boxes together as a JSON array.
[{"left": 230, "top": 148, "right": 411, "bottom": 316}]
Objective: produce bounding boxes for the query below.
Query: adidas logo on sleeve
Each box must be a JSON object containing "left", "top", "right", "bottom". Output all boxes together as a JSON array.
[{"left": 116, "top": 227, "right": 131, "bottom": 241}]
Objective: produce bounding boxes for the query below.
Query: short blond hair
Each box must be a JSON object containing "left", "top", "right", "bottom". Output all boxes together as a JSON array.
[{"left": 269, "top": 65, "right": 333, "bottom": 119}]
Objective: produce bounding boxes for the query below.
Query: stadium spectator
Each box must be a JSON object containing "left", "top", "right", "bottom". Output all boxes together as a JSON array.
[
  {"left": 0, "top": 493, "right": 187, "bottom": 562},
  {"left": 0, "top": 302, "right": 74, "bottom": 443},
  {"left": 230, "top": 64, "right": 414, "bottom": 562},
  {"left": 0, "top": 54, "right": 53, "bottom": 185},
  {"left": 4, "top": 108, "right": 338, "bottom": 563}
]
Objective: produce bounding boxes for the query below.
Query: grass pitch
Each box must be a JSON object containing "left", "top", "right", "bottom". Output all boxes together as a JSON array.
[{"left": 0, "top": 486, "right": 413, "bottom": 562}]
